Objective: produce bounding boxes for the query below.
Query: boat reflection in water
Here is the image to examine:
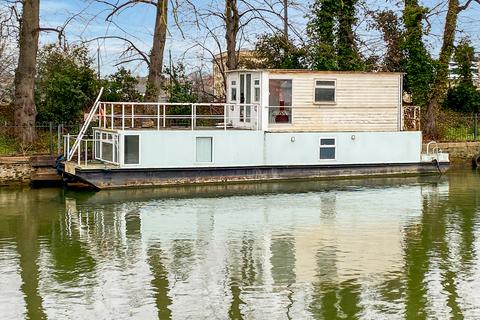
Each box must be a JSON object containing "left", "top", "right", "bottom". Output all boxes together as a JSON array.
[{"left": 1, "top": 172, "right": 480, "bottom": 319}]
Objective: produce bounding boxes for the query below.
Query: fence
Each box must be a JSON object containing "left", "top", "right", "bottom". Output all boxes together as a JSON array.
[
  {"left": 0, "top": 123, "right": 81, "bottom": 156},
  {"left": 437, "top": 113, "right": 480, "bottom": 142}
]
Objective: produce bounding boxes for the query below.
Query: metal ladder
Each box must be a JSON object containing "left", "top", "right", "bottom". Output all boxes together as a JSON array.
[{"left": 67, "top": 87, "right": 104, "bottom": 161}]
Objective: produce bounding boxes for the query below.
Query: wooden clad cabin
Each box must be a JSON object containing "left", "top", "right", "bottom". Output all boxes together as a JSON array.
[{"left": 226, "top": 70, "right": 403, "bottom": 132}]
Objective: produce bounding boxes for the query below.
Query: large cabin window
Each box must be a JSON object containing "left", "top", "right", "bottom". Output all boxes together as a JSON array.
[
  {"left": 196, "top": 137, "right": 213, "bottom": 163},
  {"left": 124, "top": 135, "right": 140, "bottom": 165},
  {"left": 269, "top": 79, "right": 292, "bottom": 124},
  {"left": 314, "top": 80, "right": 336, "bottom": 103}
]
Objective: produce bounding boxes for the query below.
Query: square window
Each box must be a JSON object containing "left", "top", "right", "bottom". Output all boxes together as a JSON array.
[
  {"left": 196, "top": 137, "right": 213, "bottom": 163},
  {"left": 320, "top": 147, "right": 335, "bottom": 159},
  {"left": 314, "top": 79, "right": 336, "bottom": 103},
  {"left": 320, "top": 138, "right": 336, "bottom": 160}
]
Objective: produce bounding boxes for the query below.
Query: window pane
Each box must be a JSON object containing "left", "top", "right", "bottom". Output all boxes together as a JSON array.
[
  {"left": 316, "top": 80, "right": 335, "bottom": 87},
  {"left": 124, "top": 135, "right": 139, "bottom": 164},
  {"left": 320, "top": 147, "right": 335, "bottom": 159},
  {"left": 245, "top": 106, "right": 251, "bottom": 123},
  {"left": 268, "top": 107, "right": 292, "bottom": 124},
  {"left": 315, "top": 88, "right": 335, "bottom": 102},
  {"left": 254, "top": 79, "right": 260, "bottom": 86},
  {"left": 269, "top": 80, "right": 292, "bottom": 106},
  {"left": 240, "top": 74, "right": 245, "bottom": 103},
  {"left": 246, "top": 74, "right": 252, "bottom": 104},
  {"left": 254, "top": 87, "right": 260, "bottom": 102},
  {"left": 102, "top": 142, "right": 113, "bottom": 162},
  {"left": 320, "top": 138, "right": 335, "bottom": 146},
  {"left": 95, "top": 132, "right": 100, "bottom": 158},
  {"left": 196, "top": 137, "right": 213, "bottom": 162},
  {"left": 231, "top": 87, "right": 237, "bottom": 101}
]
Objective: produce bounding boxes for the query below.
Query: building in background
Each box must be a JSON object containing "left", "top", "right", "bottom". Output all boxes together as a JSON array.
[
  {"left": 212, "top": 50, "right": 261, "bottom": 101},
  {"left": 448, "top": 52, "right": 480, "bottom": 88}
]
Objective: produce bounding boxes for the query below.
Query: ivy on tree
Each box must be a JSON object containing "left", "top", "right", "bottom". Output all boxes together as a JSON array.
[{"left": 306, "top": 0, "right": 363, "bottom": 71}]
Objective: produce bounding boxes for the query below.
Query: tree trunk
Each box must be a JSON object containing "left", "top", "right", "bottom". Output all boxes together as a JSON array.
[
  {"left": 145, "top": 0, "right": 168, "bottom": 102},
  {"left": 225, "top": 0, "right": 239, "bottom": 70},
  {"left": 13, "top": 0, "right": 40, "bottom": 145},
  {"left": 424, "top": 0, "right": 459, "bottom": 138}
]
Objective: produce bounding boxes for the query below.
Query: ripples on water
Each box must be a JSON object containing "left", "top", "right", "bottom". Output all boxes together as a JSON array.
[{"left": 0, "top": 170, "right": 480, "bottom": 319}]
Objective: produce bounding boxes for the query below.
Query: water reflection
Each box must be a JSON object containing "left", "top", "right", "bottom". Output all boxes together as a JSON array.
[{"left": 1, "top": 172, "right": 480, "bottom": 319}]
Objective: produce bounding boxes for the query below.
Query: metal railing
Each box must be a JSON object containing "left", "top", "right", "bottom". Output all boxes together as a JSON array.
[
  {"left": 97, "top": 102, "right": 261, "bottom": 131},
  {"left": 0, "top": 122, "right": 81, "bottom": 156}
]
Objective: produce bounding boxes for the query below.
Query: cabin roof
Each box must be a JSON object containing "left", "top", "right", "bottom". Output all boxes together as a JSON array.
[{"left": 225, "top": 69, "right": 405, "bottom": 75}]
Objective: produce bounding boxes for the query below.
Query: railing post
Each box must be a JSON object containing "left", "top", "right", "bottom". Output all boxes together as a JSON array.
[
  {"left": 163, "top": 105, "right": 166, "bottom": 128},
  {"left": 49, "top": 121, "right": 54, "bottom": 155},
  {"left": 224, "top": 104, "right": 227, "bottom": 130},
  {"left": 191, "top": 103, "right": 195, "bottom": 130},
  {"left": 122, "top": 104, "right": 125, "bottom": 130},
  {"left": 110, "top": 103, "right": 114, "bottom": 129},
  {"left": 77, "top": 141, "right": 81, "bottom": 166},
  {"left": 84, "top": 140, "right": 88, "bottom": 166},
  {"left": 131, "top": 104, "right": 134, "bottom": 128},
  {"left": 66, "top": 134, "right": 70, "bottom": 159},
  {"left": 103, "top": 103, "right": 107, "bottom": 129},
  {"left": 157, "top": 103, "right": 160, "bottom": 130}
]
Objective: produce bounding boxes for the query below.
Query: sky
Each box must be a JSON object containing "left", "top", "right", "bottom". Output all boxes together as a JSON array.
[{"left": 34, "top": 0, "right": 480, "bottom": 77}]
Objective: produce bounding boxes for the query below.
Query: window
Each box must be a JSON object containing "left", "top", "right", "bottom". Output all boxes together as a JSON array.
[
  {"left": 269, "top": 79, "right": 292, "bottom": 124},
  {"left": 124, "top": 135, "right": 140, "bottom": 165},
  {"left": 230, "top": 80, "right": 237, "bottom": 102},
  {"left": 314, "top": 80, "right": 336, "bottom": 103},
  {"left": 95, "top": 131, "right": 101, "bottom": 159},
  {"left": 196, "top": 137, "right": 213, "bottom": 163},
  {"left": 269, "top": 79, "right": 292, "bottom": 106},
  {"left": 254, "top": 79, "right": 260, "bottom": 102},
  {"left": 320, "top": 138, "right": 336, "bottom": 160}
]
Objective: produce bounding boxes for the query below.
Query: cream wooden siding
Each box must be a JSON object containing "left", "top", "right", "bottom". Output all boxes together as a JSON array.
[{"left": 268, "top": 72, "right": 401, "bottom": 132}]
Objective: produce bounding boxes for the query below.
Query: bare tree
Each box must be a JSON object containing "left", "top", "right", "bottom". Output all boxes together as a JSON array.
[
  {"left": 93, "top": 0, "right": 168, "bottom": 102},
  {"left": 146, "top": 0, "right": 168, "bottom": 102},
  {"left": 185, "top": 0, "right": 305, "bottom": 100},
  {"left": 13, "top": 0, "right": 40, "bottom": 144},
  {"left": 0, "top": 9, "right": 17, "bottom": 104}
]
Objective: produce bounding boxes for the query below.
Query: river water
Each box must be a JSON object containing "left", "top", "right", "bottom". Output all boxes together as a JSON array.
[{"left": 1, "top": 169, "right": 480, "bottom": 319}]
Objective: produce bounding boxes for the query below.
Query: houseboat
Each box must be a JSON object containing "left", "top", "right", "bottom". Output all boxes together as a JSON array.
[{"left": 60, "top": 69, "right": 449, "bottom": 189}]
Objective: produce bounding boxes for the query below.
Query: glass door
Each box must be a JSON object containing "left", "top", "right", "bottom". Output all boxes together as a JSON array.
[{"left": 239, "top": 73, "right": 252, "bottom": 123}]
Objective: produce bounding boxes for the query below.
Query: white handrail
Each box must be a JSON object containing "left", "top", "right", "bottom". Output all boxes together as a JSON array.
[{"left": 67, "top": 87, "right": 104, "bottom": 161}]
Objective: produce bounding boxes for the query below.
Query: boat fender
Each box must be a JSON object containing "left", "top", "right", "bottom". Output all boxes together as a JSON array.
[{"left": 472, "top": 154, "right": 480, "bottom": 168}]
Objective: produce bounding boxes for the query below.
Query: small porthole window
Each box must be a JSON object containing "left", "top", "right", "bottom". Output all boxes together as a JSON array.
[{"left": 320, "top": 138, "right": 336, "bottom": 160}]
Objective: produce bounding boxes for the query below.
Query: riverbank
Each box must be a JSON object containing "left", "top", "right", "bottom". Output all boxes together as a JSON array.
[
  {"left": 0, "top": 155, "right": 61, "bottom": 186},
  {"left": 434, "top": 142, "right": 480, "bottom": 166}
]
